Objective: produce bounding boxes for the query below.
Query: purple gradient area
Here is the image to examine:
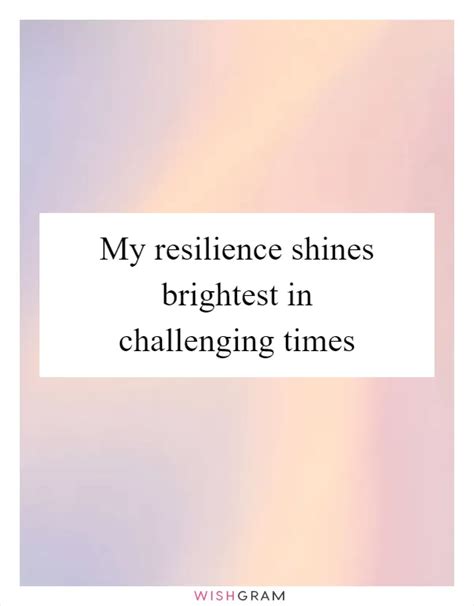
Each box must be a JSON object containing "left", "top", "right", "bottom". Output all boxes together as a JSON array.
[{"left": 21, "top": 21, "right": 453, "bottom": 585}]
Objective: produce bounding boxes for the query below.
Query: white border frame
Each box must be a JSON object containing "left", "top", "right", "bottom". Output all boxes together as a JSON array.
[{"left": 1, "top": 2, "right": 472, "bottom": 605}]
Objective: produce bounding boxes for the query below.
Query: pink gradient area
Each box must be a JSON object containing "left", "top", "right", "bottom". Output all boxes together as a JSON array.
[{"left": 21, "top": 21, "right": 452, "bottom": 585}]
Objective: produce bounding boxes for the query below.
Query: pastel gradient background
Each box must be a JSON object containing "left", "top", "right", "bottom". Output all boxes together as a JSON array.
[{"left": 20, "top": 21, "right": 453, "bottom": 585}]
